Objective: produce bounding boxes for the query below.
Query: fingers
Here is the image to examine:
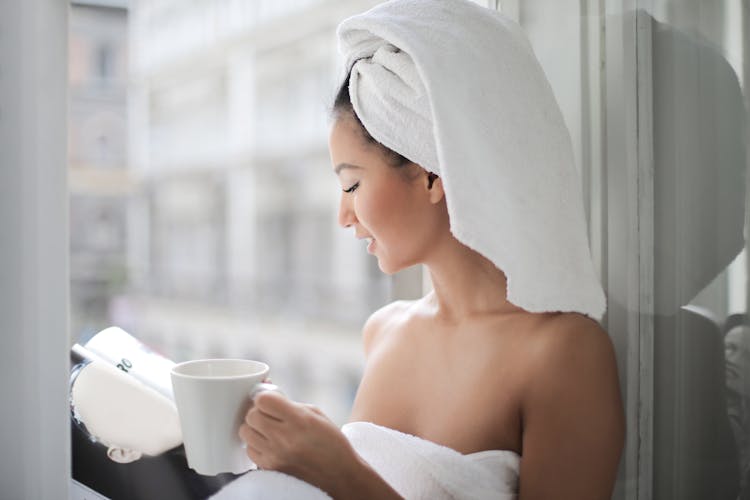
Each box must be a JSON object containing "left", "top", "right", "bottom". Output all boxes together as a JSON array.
[
  {"left": 253, "top": 391, "right": 295, "bottom": 421},
  {"left": 244, "top": 404, "right": 283, "bottom": 436},
  {"left": 240, "top": 407, "right": 281, "bottom": 461},
  {"left": 238, "top": 424, "right": 264, "bottom": 462},
  {"left": 246, "top": 443, "right": 263, "bottom": 462},
  {"left": 303, "top": 403, "right": 325, "bottom": 417},
  {"left": 239, "top": 421, "right": 267, "bottom": 446},
  {"left": 240, "top": 418, "right": 269, "bottom": 443}
]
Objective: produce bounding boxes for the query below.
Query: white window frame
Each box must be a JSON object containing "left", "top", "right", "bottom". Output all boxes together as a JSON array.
[{"left": 0, "top": 0, "right": 71, "bottom": 497}]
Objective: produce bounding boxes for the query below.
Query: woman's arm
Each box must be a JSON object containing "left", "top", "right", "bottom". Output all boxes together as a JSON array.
[
  {"left": 238, "top": 303, "right": 411, "bottom": 498},
  {"left": 239, "top": 391, "right": 403, "bottom": 499},
  {"left": 518, "top": 317, "right": 625, "bottom": 499}
]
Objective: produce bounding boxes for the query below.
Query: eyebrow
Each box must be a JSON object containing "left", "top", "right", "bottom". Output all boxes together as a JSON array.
[{"left": 334, "top": 162, "right": 363, "bottom": 175}]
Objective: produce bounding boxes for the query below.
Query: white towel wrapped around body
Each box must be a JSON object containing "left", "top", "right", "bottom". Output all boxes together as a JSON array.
[
  {"left": 210, "top": 422, "right": 519, "bottom": 500},
  {"left": 342, "top": 422, "right": 519, "bottom": 499},
  {"left": 209, "top": 469, "right": 331, "bottom": 500},
  {"left": 338, "top": 0, "right": 606, "bottom": 320}
]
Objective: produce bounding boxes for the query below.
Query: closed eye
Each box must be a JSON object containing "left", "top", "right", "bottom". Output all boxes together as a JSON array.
[{"left": 343, "top": 182, "right": 360, "bottom": 193}]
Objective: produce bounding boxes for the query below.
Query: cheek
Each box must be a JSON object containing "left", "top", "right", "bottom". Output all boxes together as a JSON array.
[
  {"left": 354, "top": 189, "right": 392, "bottom": 230},
  {"left": 355, "top": 182, "right": 421, "bottom": 239}
]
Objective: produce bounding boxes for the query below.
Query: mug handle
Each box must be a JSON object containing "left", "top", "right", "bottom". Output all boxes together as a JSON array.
[{"left": 249, "top": 382, "right": 284, "bottom": 402}]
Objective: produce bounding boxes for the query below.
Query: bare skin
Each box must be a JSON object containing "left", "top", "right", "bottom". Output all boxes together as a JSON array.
[{"left": 239, "top": 116, "right": 625, "bottom": 499}]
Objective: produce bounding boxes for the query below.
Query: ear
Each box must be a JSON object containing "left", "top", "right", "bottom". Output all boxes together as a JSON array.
[{"left": 426, "top": 172, "right": 445, "bottom": 204}]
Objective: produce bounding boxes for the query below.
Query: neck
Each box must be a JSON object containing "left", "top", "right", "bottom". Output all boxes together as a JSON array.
[{"left": 422, "top": 234, "right": 523, "bottom": 321}]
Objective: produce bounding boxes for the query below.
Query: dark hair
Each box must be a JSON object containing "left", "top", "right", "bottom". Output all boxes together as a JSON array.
[{"left": 331, "top": 71, "right": 412, "bottom": 169}]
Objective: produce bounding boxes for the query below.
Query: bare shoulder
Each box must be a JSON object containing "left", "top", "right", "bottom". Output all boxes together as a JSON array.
[
  {"left": 361, "top": 299, "right": 416, "bottom": 358},
  {"left": 525, "top": 313, "right": 616, "bottom": 367},
  {"left": 518, "top": 313, "right": 624, "bottom": 499},
  {"left": 521, "top": 312, "right": 621, "bottom": 412}
]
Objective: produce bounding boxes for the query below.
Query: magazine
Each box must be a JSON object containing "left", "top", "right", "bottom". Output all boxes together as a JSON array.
[
  {"left": 79, "top": 326, "right": 176, "bottom": 400},
  {"left": 70, "top": 327, "right": 239, "bottom": 500}
]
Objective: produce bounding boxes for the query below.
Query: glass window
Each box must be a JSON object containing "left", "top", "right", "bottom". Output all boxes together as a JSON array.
[
  {"left": 646, "top": 2, "right": 749, "bottom": 498},
  {"left": 68, "top": 0, "right": 415, "bottom": 427},
  {"left": 501, "top": 1, "right": 749, "bottom": 497}
]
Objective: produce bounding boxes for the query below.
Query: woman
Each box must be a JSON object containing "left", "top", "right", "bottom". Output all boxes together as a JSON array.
[{"left": 234, "top": 0, "right": 624, "bottom": 498}]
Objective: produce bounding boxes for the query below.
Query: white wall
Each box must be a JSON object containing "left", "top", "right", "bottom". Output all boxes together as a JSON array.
[{"left": 0, "top": 0, "right": 70, "bottom": 497}]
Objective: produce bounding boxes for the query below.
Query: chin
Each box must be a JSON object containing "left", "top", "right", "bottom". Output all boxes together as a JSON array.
[
  {"left": 376, "top": 259, "right": 399, "bottom": 275},
  {"left": 379, "top": 266, "right": 401, "bottom": 275},
  {"left": 375, "top": 255, "right": 414, "bottom": 275}
]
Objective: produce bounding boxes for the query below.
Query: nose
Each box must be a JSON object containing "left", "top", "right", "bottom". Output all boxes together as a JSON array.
[{"left": 337, "top": 193, "right": 357, "bottom": 228}]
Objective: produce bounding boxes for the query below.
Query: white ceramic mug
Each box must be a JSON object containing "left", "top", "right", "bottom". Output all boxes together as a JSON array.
[{"left": 170, "top": 358, "right": 281, "bottom": 475}]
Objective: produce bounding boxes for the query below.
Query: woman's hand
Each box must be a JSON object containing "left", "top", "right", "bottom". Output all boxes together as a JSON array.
[{"left": 238, "top": 391, "right": 359, "bottom": 497}]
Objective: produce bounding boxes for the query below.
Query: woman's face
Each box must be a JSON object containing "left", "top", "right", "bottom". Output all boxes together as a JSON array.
[{"left": 328, "top": 116, "right": 446, "bottom": 274}]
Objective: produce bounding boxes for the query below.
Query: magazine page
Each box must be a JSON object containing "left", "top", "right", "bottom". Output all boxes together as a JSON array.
[{"left": 83, "top": 326, "right": 176, "bottom": 400}]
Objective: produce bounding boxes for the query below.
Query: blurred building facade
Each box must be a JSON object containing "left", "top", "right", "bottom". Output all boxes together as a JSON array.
[
  {"left": 69, "top": 1, "right": 130, "bottom": 340},
  {"left": 117, "top": 0, "right": 393, "bottom": 424}
]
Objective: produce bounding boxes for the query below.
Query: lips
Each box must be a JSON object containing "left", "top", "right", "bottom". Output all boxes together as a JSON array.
[{"left": 355, "top": 232, "right": 376, "bottom": 253}]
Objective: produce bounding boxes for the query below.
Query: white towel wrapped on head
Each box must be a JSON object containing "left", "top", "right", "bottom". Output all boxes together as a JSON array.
[{"left": 338, "top": 0, "right": 606, "bottom": 320}]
